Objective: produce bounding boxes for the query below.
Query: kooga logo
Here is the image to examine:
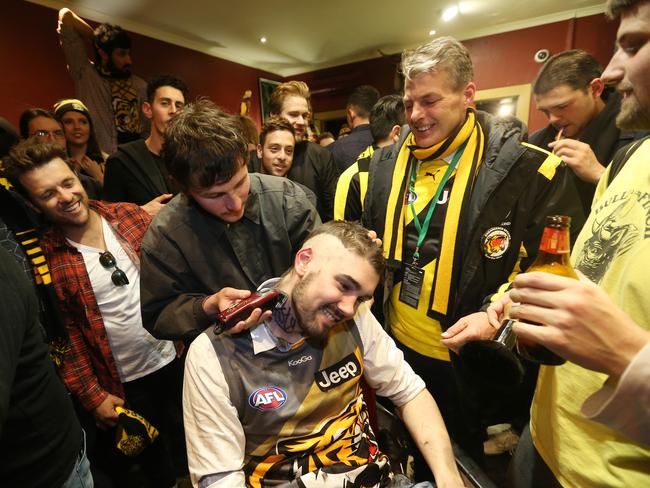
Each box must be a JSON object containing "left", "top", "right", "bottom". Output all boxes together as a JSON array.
[
  {"left": 315, "top": 353, "right": 362, "bottom": 392},
  {"left": 288, "top": 355, "right": 312, "bottom": 367}
]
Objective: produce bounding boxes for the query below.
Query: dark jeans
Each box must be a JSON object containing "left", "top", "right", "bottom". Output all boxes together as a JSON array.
[
  {"left": 393, "top": 339, "right": 482, "bottom": 479},
  {"left": 507, "top": 425, "right": 562, "bottom": 488},
  {"left": 87, "top": 358, "right": 186, "bottom": 488}
]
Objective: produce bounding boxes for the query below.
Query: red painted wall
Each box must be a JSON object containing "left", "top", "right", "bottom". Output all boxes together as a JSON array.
[
  {"left": 1, "top": 0, "right": 617, "bottom": 135},
  {"left": 296, "top": 14, "right": 618, "bottom": 132},
  {"left": 0, "top": 0, "right": 280, "bottom": 132}
]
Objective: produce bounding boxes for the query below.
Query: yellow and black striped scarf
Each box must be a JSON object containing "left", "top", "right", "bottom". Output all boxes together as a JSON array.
[
  {"left": 383, "top": 109, "right": 484, "bottom": 316},
  {"left": 0, "top": 182, "right": 70, "bottom": 365}
]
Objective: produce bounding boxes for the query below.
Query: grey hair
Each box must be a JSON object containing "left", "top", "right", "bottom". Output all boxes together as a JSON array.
[{"left": 400, "top": 36, "right": 473, "bottom": 90}]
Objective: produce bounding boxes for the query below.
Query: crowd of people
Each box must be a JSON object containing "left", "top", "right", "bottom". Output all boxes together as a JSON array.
[{"left": 1, "top": 1, "right": 649, "bottom": 487}]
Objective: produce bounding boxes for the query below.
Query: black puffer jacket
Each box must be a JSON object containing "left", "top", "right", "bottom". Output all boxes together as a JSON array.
[{"left": 363, "top": 110, "right": 585, "bottom": 329}]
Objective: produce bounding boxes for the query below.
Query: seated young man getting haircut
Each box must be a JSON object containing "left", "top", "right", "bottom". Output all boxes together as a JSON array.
[{"left": 183, "top": 220, "right": 464, "bottom": 488}]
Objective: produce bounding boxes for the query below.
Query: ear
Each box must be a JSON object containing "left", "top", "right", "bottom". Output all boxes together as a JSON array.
[
  {"left": 390, "top": 124, "right": 401, "bottom": 144},
  {"left": 294, "top": 247, "right": 313, "bottom": 277},
  {"left": 589, "top": 78, "right": 605, "bottom": 99},
  {"left": 98, "top": 48, "right": 110, "bottom": 65},
  {"left": 463, "top": 82, "right": 476, "bottom": 107},
  {"left": 142, "top": 101, "right": 153, "bottom": 120},
  {"left": 346, "top": 107, "right": 355, "bottom": 125},
  {"left": 256, "top": 143, "right": 263, "bottom": 159}
]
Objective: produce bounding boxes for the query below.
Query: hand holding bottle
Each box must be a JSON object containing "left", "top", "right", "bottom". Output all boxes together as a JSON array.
[{"left": 508, "top": 271, "right": 650, "bottom": 378}]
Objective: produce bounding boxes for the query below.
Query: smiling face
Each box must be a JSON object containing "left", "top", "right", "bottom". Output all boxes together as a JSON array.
[
  {"left": 404, "top": 69, "right": 475, "bottom": 148},
  {"left": 291, "top": 235, "right": 379, "bottom": 341},
  {"left": 257, "top": 129, "right": 295, "bottom": 177},
  {"left": 60, "top": 111, "right": 91, "bottom": 147},
  {"left": 278, "top": 96, "right": 310, "bottom": 142},
  {"left": 188, "top": 161, "right": 250, "bottom": 223},
  {"left": 534, "top": 83, "right": 603, "bottom": 137},
  {"left": 602, "top": 1, "right": 650, "bottom": 131},
  {"left": 19, "top": 157, "right": 91, "bottom": 232}
]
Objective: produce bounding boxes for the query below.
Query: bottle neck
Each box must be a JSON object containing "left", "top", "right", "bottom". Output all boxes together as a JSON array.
[{"left": 538, "top": 226, "right": 571, "bottom": 255}]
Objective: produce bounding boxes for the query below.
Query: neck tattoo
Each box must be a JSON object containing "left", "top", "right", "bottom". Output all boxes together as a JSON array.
[{"left": 272, "top": 303, "right": 299, "bottom": 333}]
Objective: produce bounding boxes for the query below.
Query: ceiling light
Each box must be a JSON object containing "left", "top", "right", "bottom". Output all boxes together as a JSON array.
[
  {"left": 429, "top": 29, "right": 437, "bottom": 36},
  {"left": 442, "top": 5, "right": 459, "bottom": 22},
  {"left": 259, "top": 37, "right": 267, "bottom": 43}
]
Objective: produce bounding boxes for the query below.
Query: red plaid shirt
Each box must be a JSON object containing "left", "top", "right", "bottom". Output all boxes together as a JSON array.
[{"left": 41, "top": 201, "right": 152, "bottom": 411}]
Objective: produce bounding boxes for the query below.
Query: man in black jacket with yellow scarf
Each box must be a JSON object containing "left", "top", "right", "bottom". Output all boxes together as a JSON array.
[{"left": 362, "top": 36, "right": 583, "bottom": 470}]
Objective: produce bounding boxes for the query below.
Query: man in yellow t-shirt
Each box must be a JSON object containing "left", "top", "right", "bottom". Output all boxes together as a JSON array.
[{"left": 468, "top": 2, "right": 650, "bottom": 486}]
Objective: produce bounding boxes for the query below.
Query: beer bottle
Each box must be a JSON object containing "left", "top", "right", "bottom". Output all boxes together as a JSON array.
[{"left": 515, "top": 215, "right": 577, "bottom": 365}]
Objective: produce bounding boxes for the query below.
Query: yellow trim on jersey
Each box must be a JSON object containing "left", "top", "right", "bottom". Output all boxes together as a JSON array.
[
  {"left": 521, "top": 142, "right": 563, "bottom": 181},
  {"left": 334, "top": 146, "right": 374, "bottom": 221},
  {"left": 334, "top": 163, "right": 358, "bottom": 220}
]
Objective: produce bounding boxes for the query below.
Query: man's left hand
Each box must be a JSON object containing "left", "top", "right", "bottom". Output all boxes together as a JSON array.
[
  {"left": 441, "top": 312, "right": 497, "bottom": 354},
  {"left": 547, "top": 139, "right": 606, "bottom": 184}
]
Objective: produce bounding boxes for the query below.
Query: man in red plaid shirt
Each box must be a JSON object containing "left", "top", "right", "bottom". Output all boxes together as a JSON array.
[{"left": 3, "top": 139, "right": 184, "bottom": 488}]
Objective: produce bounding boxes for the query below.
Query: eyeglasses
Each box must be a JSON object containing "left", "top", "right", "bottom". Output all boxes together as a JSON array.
[
  {"left": 33, "top": 129, "right": 65, "bottom": 139},
  {"left": 99, "top": 251, "right": 130, "bottom": 286}
]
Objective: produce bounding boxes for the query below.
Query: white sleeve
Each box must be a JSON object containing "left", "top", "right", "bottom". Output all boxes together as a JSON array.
[
  {"left": 355, "top": 303, "right": 425, "bottom": 407},
  {"left": 183, "top": 333, "right": 247, "bottom": 488},
  {"left": 581, "top": 342, "right": 650, "bottom": 445}
]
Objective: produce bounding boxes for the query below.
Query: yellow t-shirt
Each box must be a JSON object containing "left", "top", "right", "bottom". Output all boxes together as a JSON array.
[{"left": 531, "top": 139, "right": 650, "bottom": 487}]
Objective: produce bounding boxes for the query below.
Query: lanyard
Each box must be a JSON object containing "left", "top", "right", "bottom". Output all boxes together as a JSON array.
[{"left": 408, "top": 140, "right": 468, "bottom": 265}]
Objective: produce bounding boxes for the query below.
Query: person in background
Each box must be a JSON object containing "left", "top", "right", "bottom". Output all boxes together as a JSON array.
[
  {"left": 54, "top": 98, "right": 106, "bottom": 185},
  {"left": 335, "top": 94, "right": 405, "bottom": 221},
  {"left": 18, "top": 108, "right": 102, "bottom": 199},
  {"left": 57, "top": 8, "right": 149, "bottom": 155},
  {"left": 529, "top": 49, "right": 647, "bottom": 222},
  {"left": 239, "top": 115, "right": 259, "bottom": 153},
  {"left": 318, "top": 131, "right": 335, "bottom": 147},
  {"left": 328, "top": 85, "right": 380, "bottom": 172},
  {"left": 102, "top": 74, "right": 187, "bottom": 208},
  {"left": 250, "top": 116, "right": 295, "bottom": 177},
  {"left": 267, "top": 80, "right": 337, "bottom": 221}
]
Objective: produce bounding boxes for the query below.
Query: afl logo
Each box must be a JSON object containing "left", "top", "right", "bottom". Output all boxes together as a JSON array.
[
  {"left": 482, "top": 226, "right": 511, "bottom": 260},
  {"left": 249, "top": 386, "right": 287, "bottom": 411}
]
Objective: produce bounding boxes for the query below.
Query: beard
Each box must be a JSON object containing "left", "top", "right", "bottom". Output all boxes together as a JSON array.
[
  {"left": 105, "top": 59, "right": 132, "bottom": 79},
  {"left": 616, "top": 86, "right": 650, "bottom": 131},
  {"left": 291, "top": 273, "right": 345, "bottom": 342}
]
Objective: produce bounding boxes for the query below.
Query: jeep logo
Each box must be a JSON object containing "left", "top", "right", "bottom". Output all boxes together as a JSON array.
[{"left": 315, "top": 353, "right": 362, "bottom": 392}]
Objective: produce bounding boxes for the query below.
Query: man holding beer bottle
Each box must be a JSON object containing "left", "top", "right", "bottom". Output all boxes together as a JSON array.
[{"left": 449, "top": 1, "right": 650, "bottom": 485}]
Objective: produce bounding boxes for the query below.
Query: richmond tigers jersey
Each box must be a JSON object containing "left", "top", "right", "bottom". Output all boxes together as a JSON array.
[{"left": 210, "top": 321, "right": 390, "bottom": 488}]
